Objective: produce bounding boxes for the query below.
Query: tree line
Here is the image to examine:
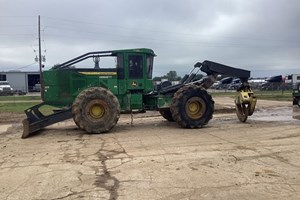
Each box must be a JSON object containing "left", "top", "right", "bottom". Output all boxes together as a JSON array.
[{"left": 153, "top": 70, "right": 204, "bottom": 82}]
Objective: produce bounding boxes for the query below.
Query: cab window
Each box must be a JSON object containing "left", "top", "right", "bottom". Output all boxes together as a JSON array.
[
  {"left": 146, "top": 56, "right": 153, "bottom": 79},
  {"left": 129, "top": 55, "right": 143, "bottom": 79}
]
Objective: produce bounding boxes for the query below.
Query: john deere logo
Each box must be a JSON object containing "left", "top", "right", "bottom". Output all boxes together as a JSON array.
[{"left": 131, "top": 81, "right": 137, "bottom": 87}]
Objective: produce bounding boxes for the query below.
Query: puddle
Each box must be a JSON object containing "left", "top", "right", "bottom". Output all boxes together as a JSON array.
[{"left": 253, "top": 107, "right": 298, "bottom": 122}]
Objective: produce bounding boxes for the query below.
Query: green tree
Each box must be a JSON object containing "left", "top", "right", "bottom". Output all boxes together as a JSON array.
[
  {"left": 194, "top": 74, "right": 204, "bottom": 81},
  {"left": 153, "top": 70, "right": 182, "bottom": 81},
  {"left": 166, "top": 70, "right": 181, "bottom": 81},
  {"left": 153, "top": 76, "right": 161, "bottom": 81}
]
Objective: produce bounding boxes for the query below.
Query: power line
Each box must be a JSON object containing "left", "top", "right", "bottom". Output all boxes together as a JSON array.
[
  {"left": 0, "top": 16, "right": 36, "bottom": 18},
  {"left": 44, "top": 32, "right": 300, "bottom": 49},
  {"left": 42, "top": 16, "right": 300, "bottom": 44},
  {"left": 0, "top": 45, "right": 32, "bottom": 49},
  {"left": 0, "top": 24, "right": 34, "bottom": 26},
  {"left": 42, "top": 23, "right": 298, "bottom": 48},
  {"left": 10, "top": 63, "right": 36, "bottom": 71},
  {"left": 1, "top": 15, "right": 299, "bottom": 50},
  {"left": 0, "top": 33, "right": 34, "bottom": 36}
]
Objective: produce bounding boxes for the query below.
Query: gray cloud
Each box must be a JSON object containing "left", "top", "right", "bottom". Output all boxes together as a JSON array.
[{"left": 0, "top": 0, "right": 299, "bottom": 77}]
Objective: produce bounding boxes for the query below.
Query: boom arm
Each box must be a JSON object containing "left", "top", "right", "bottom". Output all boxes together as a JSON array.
[
  {"left": 194, "top": 60, "right": 257, "bottom": 122},
  {"left": 187, "top": 60, "right": 251, "bottom": 90},
  {"left": 199, "top": 60, "right": 250, "bottom": 80}
]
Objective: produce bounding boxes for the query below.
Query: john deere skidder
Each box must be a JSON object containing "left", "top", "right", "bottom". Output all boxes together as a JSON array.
[
  {"left": 293, "top": 83, "right": 300, "bottom": 120},
  {"left": 22, "top": 48, "right": 257, "bottom": 138}
]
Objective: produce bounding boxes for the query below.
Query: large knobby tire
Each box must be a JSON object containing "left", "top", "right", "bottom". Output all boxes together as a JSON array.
[
  {"left": 72, "top": 87, "right": 120, "bottom": 133},
  {"left": 159, "top": 108, "right": 174, "bottom": 122},
  {"left": 170, "top": 85, "right": 214, "bottom": 128}
]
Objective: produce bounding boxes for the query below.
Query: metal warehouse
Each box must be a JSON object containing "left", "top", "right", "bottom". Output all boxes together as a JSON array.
[{"left": 0, "top": 71, "right": 40, "bottom": 93}]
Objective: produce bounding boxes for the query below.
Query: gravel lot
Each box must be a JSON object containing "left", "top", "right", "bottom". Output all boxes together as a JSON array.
[{"left": 0, "top": 97, "right": 299, "bottom": 200}]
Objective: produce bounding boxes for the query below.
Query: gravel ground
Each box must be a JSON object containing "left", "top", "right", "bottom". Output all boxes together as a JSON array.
[{"left": 0, "top": 97, "right": 299, "bottom": 200}]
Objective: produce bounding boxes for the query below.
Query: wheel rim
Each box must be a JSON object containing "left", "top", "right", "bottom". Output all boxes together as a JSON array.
[
  {"left": 186, "top": 97, "right": 206, "bottom": 119},
  {"left": 88, "top": 102, "right": 105, "bottom": 119}
]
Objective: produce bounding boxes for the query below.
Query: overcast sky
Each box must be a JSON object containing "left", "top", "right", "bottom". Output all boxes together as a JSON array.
[{"left": 0, "top": 0, "right": 299, "bottom": 77}]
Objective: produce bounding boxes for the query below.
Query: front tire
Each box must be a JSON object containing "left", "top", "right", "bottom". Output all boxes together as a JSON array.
[
  {"left": 159, "top": 108, "right": 174, "bottom": 122},
  {"left": 170, "top": 85, "right": 214, "bottom": 128},
  {"left": 72, "top": 87, "right": 120, "bottom": 133}
]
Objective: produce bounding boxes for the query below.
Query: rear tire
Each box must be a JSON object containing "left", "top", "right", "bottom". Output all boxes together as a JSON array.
[
  {"left": 159, "top": 108, "right": 174, "bottom": 122},
  {"left": 170, "top": 85, "right": 214, "bottom": 128},
  {"left": 72, "top": 87, "right": 120, "bottom": 133}
]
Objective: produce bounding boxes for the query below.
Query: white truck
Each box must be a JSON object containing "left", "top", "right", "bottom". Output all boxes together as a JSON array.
[
  {"left": 285, "top": 74, "right": 300, "bottom": 87},
  {"left": 0, "top": 81, "right": 13, "bottom": 96}
]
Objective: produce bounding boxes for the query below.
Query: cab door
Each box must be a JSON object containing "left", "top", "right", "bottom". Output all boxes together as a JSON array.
[
  {"left": 125, "top": 53, "right": 145, "bottom": 110},
  {"left": 126, "top": 54, "right": 145, "bottom": 90}
]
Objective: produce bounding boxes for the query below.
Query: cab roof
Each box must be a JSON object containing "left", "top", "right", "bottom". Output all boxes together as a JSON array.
[{"left": 111, "top": 48, "right": 156, "bottom": 56}]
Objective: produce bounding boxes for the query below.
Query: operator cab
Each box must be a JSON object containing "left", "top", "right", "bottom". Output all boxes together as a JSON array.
[
  {"left": 48, "top": 48, "right": 155, "bottom": 108},
  {"left": 122, "top": 49, "right": 155, "bottom": 94}
]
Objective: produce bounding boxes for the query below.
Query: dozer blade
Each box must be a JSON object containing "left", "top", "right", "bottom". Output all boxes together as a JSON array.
[{"left": 22, "top": 103, "right": 72, "bottom": 139}]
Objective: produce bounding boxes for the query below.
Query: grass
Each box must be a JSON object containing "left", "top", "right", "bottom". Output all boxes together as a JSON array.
[
  {"left": 254, "top": 90, "right": 293, "bottom": 101},
  {"left": 211, "top": 90, "right": 293, "bottom": 101},
  {"left": 0, "top": 102, "right": 56, "bottom": 114},
  {"left": 0, "top": 95, "right": 41, "bottom": 101}
]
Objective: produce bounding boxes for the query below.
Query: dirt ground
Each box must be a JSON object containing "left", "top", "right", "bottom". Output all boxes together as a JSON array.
[{"left": 0, "top": 97, "right": 299, "bottom": 200}]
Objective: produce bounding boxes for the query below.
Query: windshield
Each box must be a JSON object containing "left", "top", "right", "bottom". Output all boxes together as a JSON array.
[
  {"left": 0, "top": 81, "right": 9, "bottom": 85},
  {"left": 146, "top": 56, "right": 153, "bottom": 79},
  {"left": 129, "top": 55, "right": 143, "bottom": 79}
]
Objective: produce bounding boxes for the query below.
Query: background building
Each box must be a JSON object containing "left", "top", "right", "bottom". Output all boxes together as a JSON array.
[{"left": 0, "top": 71, "right": 40, "bottom": 93}]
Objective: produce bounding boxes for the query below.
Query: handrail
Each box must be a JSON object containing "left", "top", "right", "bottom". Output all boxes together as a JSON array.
[{"left": 54, "top": 51, "right": 113, "bottom": 69}]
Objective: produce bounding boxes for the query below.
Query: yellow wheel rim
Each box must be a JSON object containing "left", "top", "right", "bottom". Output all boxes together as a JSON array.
[
  {"left": 186, "top": 97, "right": 206, "bottom": 119},
  {"left": 89, "top": 104, "right": 105, "bottom": 119}
]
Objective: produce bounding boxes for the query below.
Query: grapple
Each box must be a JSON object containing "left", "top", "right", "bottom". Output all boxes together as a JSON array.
[{"left": 234, "top": 83, "right": 257, "bottom": 122}]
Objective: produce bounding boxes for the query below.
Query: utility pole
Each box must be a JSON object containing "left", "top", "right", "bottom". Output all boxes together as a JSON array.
[{"left": 38, "top": 15, "right": 44, "bottom": 100}]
